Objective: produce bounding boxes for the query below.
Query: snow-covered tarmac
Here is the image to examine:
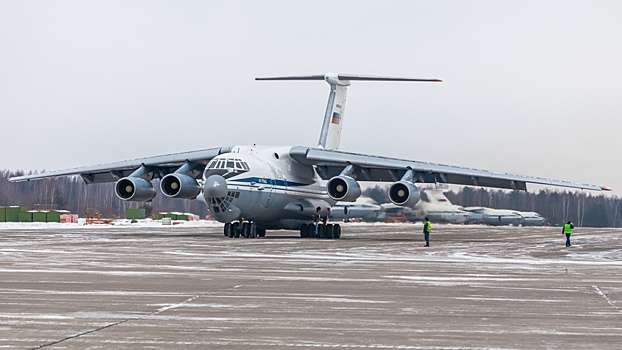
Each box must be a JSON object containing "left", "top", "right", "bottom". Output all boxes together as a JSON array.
[{"left": 0, "top": 222, "right": 620, "bottom": 349}]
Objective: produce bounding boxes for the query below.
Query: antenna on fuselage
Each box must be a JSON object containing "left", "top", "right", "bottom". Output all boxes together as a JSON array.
[{"left": 255, "top": 74, "right": 442, "bottom": 150}]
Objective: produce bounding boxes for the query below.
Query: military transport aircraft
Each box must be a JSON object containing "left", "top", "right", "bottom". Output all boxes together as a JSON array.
[
  {"left": 329, "top": 196, "right": 383, "bottom": 222},
  {"left": 463, "top": 207, "right": 524, "bottom": 226},
  {"left": 9, "top": 74, "right": 610, "bottom": 239},
  {"left": 413, "top": 189, "right": 471, "bottom": 224}
]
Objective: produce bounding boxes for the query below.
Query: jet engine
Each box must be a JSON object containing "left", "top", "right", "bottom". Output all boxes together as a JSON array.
[
  {"left": 388, "top": 181, "right": 421, "bottom": 206},
  {"left": 115, "top": 177, "right": 156, "bottom": 202},
  {"left": 327, "top": 175, "right": 361, "bottom": 202},
  {"left": 160, "top": 173, "right": 201, "bottom": 199}
]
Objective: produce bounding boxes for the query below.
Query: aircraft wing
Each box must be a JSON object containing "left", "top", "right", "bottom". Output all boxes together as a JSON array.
[
  {"left": 289, "top": 146, "right": 609, "bottom": 191},
  {"left": 8, "top": 147, "right": 230, "bottom": 184}
]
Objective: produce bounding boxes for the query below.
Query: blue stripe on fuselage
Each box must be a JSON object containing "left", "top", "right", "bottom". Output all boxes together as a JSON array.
[{"left": 230, "top": 177, "right": 313, "bottom": 187}]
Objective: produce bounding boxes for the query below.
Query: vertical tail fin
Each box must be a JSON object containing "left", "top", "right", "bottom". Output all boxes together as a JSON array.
[
  {"left": 318, "top": 74, "right": 349, "bottom": 150},
  {"left": 425, "top": 189, "right": 453, "bottom": 206},
  {"left": 256, "top": 74, "right": 442, "bottom": 150}
]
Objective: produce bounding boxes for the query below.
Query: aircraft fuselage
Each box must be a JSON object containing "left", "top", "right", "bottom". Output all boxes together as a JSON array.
[{"left": 202, "top": 145, "right": 334, "bottom": 230}]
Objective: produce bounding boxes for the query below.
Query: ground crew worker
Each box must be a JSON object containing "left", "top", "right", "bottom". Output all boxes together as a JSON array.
[
  {"left": 423, "top": 217, "right": 431, "bottom": 247},
  {"left": 563, "top": 221, "right": 574, "bottom": 247}
]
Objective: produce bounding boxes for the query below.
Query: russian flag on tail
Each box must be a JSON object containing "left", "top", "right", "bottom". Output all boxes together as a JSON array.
[{"left": 331, "top": 112, "right": 341, "bottom": 124}]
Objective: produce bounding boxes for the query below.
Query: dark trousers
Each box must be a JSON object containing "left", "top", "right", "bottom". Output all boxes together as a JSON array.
[
  {"left": 424, "top": 232, "right": 429, "bottom": 246},
  {"left": 565, "top": 234, "right": 571, "bottom": 247}
]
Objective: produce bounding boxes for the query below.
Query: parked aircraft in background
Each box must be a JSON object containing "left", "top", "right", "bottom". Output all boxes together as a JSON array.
[
  {"left": 413, "top": 189, "right": 471, "bottom": 223},
  {"left": 330, "top": 196, "right": 382, "bottom": 222},
  {"left": 9, "top": 73, "right": 608, "bottom": 239},
  {"left": 463, "top": 207, "right": 524, "bottom": 226},
  {"left": 514, "top": 211, "right": 546, "bottom": 226},
  {"left": 419, "top": 189, "right": 546, "bottom": 226},
  {"left": 379, "top": 202, "right": 417, "bottom": 222}
]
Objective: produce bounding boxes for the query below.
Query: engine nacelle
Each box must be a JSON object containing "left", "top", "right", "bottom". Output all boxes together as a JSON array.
[
  {"left": 388, "top": 181, "right": 421, "bottom": 207},
  {"left": 115, "top": 177, "right": 156, "bottom": 202},
  {"left": 327, "top": 176, "right": 361, "bottom": 202},
  {"left": 160, "top": 173, "right": 201, "bottom": 199}
]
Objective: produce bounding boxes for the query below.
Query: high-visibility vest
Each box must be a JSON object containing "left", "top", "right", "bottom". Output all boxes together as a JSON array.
[
  {"left": 425, "top": 221, "right": 432, "bottom": 233},
  {"left": 564, "top": 223, "right": 572, "bottom": 235}
]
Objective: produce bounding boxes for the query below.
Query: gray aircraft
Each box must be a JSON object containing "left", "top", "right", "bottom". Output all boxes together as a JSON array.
[
  {"left": 515, "top": 211, "right": 547, "bottom": 226},
  {"left": 9, "top": 74, "right": 609, "bottom": 239},
  {"left": 413, "top": 189, "right": 471, "bottom": 224},
  {"left": 463, "top": 207, "right": 524, "bottom": 226},
  {"left": 422, "top": 189, "right": 546, "bottom": 226},
  {"left": 330, "top": 197, "right": 383, "bottom": 222}
]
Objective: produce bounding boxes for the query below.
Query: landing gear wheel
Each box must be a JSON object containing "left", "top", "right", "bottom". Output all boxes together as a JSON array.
[
  {"left": 317, "top": 224, "right": 326, "bottom": 239},
  {"left": 227, "top": 223, "right": 235, "bottom": 238},
  {"left": 232, "top": 222, "right": 240, "bottom": 238},
  {"left": 250, "top": 223, "right": 257, "bottom": 238},
  {"left": 224, "top": 223, "right": 230, "bottom": 237},
  {"left": 325, "top": 224, "right": 334, "bottom": 239},
  {"left": 243, "top": 222, "right": 250, "bottom": 238},
  {"left": 333, "top": 224, "right": 341, "bottom": 239},
  {"left": 257, "top": 228, "right": 266, "bottom": 238}
]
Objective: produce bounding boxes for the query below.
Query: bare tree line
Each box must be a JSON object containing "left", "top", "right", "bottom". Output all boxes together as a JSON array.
[{"left": 0, "top": 170, "right": 208, "bottom": 218}]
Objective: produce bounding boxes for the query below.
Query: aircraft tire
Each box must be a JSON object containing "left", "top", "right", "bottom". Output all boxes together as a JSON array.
[
  {"left": 300, "top": 223, "right": 308, "bottom": 238},
  {"left": 325, "top": 224, "right": 334, "bottom": 239},
  {"left": 243, "top": 222, "right": 250, "bottom": 238},
  {"left": 224, "top": 223, "right": 230, "bottom": 237},
  {"left": 233, "top": 222, "right": 240, "bottom": 238},
  {"left": 318, "top": 224, "right": 326, "bottom": 239},
  {"left": 333, "top": 224, "right": 341, "bottom": 239},
  {"left": 227, "top": 223, "right": 235, "bottom": 238},
  {"left": 250, "top": 223, "right": 257, "bottom": 238},
  {"left": 257, "top": 228, "right": 266, "bottom": 237}
]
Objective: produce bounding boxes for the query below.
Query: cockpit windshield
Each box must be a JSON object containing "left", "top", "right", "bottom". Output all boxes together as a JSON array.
[{"left": 207, "top": 158, "right": 249, "bottom": 171}]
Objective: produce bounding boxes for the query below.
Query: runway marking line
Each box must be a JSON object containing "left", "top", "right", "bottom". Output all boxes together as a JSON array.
[
  {"left": 28, "top": 283, "right": 248, "bottom": 349},
  {"left": 592, "top": 285, "right": 620, "bottom": 311}
]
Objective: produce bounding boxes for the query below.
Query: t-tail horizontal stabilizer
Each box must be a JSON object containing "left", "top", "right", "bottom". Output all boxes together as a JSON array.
[{"left": 256, "top": 73, "right": 442, "bottom": 150}]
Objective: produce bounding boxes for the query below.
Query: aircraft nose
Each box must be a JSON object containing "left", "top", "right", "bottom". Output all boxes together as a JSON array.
[{"left": 204, "top": 175, "right": 228, "bottom": 198}]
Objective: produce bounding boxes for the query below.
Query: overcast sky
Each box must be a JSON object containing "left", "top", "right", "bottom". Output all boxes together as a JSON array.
[{"left": 1, "top": 1, "right": 620, "bottom": 196}]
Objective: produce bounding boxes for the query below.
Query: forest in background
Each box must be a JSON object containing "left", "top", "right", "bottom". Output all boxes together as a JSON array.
[
  {"left": 363, "top": 185, "right": 619, "bottom": 228},
  {"left": 1, "top": 170, "right": 619, "bottom": 227}
]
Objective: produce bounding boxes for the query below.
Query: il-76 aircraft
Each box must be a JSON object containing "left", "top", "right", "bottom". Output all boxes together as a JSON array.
[{"left": 9, "top": 74, "right": 610, "bottom": 239}]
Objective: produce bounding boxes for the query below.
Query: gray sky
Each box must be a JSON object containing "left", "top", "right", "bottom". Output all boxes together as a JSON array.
[{"left": 1, "top": 1, "right": 620, "bottom": 196}]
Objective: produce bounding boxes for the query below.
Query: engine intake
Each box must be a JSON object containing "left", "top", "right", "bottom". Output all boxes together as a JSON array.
[
  {"left": 327, "top": 176, "right": 361, "bottom": 202},
  {"left": 388, "top": 181, "right": 421, "bottom": 206},
  {"left": 115, "top": 177, "right": 156, "bottom": 202},
  {"left": 160, "top": 173, "right": 201, "bottom": 199}
]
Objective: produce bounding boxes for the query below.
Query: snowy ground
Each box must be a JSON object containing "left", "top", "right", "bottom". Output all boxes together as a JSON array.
[{"left": 0, "top": 223, "right": 620, "bottom": 349}]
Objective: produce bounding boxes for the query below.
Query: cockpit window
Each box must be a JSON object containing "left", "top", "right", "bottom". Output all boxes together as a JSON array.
[{"left": 208, "top": 158, "right": 250, "bottom": 171}]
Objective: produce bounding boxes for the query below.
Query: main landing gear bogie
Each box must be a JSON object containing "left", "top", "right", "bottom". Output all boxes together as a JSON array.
[
  {"left": 224, "top": 222, "right": 266, "bottom": 239},
  {"left": 299, "top": 223, "right": 341, "bottom": 239}
]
